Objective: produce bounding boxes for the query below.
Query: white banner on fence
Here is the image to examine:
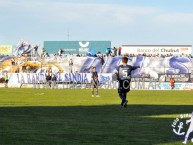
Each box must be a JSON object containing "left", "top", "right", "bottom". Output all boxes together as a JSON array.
[
  {"left": 6, "top": 73, "right": 193, "bottom": 90},
  {"left": 8, "top": 73, "right": 112, "bottom": 87}
]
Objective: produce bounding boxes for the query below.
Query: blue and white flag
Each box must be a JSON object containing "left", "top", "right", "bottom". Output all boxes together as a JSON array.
[{"left": 15, "top": 40, "right": 32, "bottom": 55}]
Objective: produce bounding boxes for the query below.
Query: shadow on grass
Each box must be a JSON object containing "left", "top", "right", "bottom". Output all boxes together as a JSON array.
[{"left": 0, "top": 105, "right": 193, "bottom": 145}]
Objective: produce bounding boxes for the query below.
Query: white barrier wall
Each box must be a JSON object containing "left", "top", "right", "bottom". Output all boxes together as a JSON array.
[
  {"left": 5, "top": 73, "right": 193, "bottom": 90},
  {"left": 0, "top": 73, "right": 193, "bottom": 90},
  {"left": 130, "top": 82, "right": 193, "bottom": 90}
]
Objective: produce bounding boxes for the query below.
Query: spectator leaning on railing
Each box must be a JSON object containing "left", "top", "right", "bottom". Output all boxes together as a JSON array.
[
  {"left": 4, "top": 72, "right": 8, "bottom": 88},
  {"left": 69, "top": 58, "right": 73, "bottom": 73},
  {"left": 46, "top": 72, "right": 52, "bottom": 88}
]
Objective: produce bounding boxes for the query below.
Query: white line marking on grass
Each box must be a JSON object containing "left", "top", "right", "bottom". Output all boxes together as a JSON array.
[{"left": 34, "top": 93, "right": 45, "bottom": 96}]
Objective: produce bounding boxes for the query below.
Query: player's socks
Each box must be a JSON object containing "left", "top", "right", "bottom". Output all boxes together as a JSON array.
[
  {"left": 123, "top": 100, "right": 128, "bottom": 108},
  {"left": 92, "top": 91, "right": 94, "bottom": 97},
  {"left": 96, "top": 91, "right": 100, "bottom": 97},
  {"left": 121, "top": 100, "right": 124, "bottom": 106}
]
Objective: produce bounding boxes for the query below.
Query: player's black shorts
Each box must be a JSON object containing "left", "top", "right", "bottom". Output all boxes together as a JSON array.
[
  {"left": 118, "top": 80, "right": 130, "bottom": 93},
  {"left": 92, "top": 80, "right": 99, "bottom": 88}
]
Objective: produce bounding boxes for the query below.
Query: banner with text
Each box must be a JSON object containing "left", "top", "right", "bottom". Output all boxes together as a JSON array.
[
  {"left": 122, "top": 46, "right": 192, "bottom": 55},
  {"left": 0, "top": 45, "right": 12, "bottom": 55},
  {"left": 8, "top": 73, "right": 112, "bottom": 87}
]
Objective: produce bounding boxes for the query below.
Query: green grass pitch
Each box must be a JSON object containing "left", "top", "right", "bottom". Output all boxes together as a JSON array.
[{"left": 0, "top": 88, "right": 193, "bottom": 145}]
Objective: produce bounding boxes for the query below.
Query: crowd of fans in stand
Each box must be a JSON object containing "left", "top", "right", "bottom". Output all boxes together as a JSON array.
[
  {"left": 1, "top": 47, "right": 193, "bottom": 88},
  {"left": 0, "top": 47, "right": 193, "bottom": 71},
  {"left": 35, "top": 46, "right": 193, "bottom": 59}
]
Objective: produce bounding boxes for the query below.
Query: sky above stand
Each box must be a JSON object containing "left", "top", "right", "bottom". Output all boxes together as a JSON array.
[{"left": 0, "top": 0, "right": 193, "bottom": 48}]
